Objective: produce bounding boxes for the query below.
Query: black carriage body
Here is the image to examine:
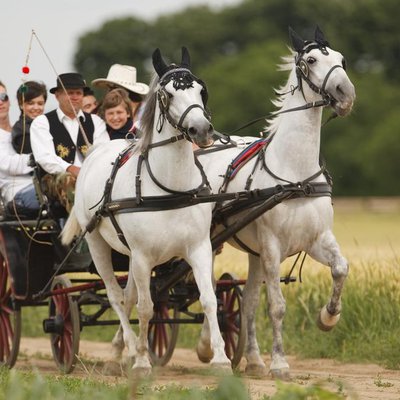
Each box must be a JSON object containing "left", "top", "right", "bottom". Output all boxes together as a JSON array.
[
  {"left": 0, "top": 220, "right": 56, "bottom": 299},
  {"left": 0, "top": 217, "right": 98, "bottom": 301}
]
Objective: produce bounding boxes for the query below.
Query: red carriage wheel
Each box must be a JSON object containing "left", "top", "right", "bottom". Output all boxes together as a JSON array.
[
  {"left": 148, "top": 301, "right": 180, "bottom": 366},
  {"left": 217, "top": 272, "right": 246, "bottom": 369},
  {"left": 0, "top": 249, "right": 21, "bottom": 368},
  {"left": 48, "top": 275, "right": 80, "bottom": 373}
]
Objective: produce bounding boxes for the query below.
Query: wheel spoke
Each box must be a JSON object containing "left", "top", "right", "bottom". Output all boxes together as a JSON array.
[
  {"left": 52, "top": 294, "right": 62, "bottom": 311},
  {"left": 149, "top": 324, "right": 156, "bottom": 353},
  {"left": 0, "top": 313, "right": 10, "bottom": 360},
  {"left": 224, "top": 330, "right": 234, "bottom": 359},
  {"left": 226, "top": 290, "right": 236, "bottom": 313},
  {"left": 58, "top": 335, "right": 65, "bottom": 362},
  {"left": 63, "top": 332, "right": 72, "bottom": 364},
  {"left": 3, "top": 310, "right": 14, "bottom": 340}
]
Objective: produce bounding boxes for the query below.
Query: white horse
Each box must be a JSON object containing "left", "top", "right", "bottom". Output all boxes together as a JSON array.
[
  {"left": 195, "top": 27, "right": 356, "bottom": 379},
  {"left": 62, "top": 47, "right": 231, "bottom": 375}
]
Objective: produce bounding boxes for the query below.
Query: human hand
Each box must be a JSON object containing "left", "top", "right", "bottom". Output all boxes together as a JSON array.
[{"left": 66, "top": 165, "right": 80, "bottom": 177}]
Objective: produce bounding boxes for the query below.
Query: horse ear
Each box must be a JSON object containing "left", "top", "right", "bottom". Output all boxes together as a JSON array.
[
  {"left": 289, "top": 26, "right": 305, "bottom": 53},
  {"left": 315, "top": 25, "right": 330, "bottom": 47},
  {"left": 181, "top": 46, "right": 191, "bottom": 69},
  {"left": 152, "top": 48, "right": 169, "bottom": 78}
]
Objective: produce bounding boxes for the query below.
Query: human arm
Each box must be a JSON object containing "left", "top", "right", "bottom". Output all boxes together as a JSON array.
[
  {"left": 91, "top": 114, "right": 110, "bottom": 145},
  {"left": 0, "top": 131, "right": 32, "bottom": 176},
  {"left": 30, "top": 115, "right": 72, "bottom": 174}
]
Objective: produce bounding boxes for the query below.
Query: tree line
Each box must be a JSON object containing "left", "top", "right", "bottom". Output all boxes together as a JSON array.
[{"left": 74, "top": 0, "right": 400, "bottom": 196}]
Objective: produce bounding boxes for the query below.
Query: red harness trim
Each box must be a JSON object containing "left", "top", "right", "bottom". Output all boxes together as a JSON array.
[{"left": 229, "top": 139, "right": 267, "bottom": 179}]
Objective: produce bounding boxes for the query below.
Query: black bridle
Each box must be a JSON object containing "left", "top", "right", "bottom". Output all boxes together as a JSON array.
[
  {"left": 225, "top": 44, "right": 346, "bottom": 138},
  {"left": 283, "top": 42, "right": 345, "bottom": 115},
  {"left": 155, "top": 67, "right": 212, "bottom": 144}
]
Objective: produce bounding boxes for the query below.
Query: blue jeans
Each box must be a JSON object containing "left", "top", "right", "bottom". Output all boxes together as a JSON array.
[{"left": 13, "top": 184, "right": 40, "bottom": 212}]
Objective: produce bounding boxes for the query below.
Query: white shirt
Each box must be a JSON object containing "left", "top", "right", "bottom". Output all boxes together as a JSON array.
[
  {"left": 30, "top": 108, "right": 110, "bottom": 174},
  {"left": 0, "top": 129, "right": 33, "bottom": 203}
]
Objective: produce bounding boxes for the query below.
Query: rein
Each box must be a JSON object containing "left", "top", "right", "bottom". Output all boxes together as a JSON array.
[{"left": 225, "top": 50, "right": 344, "bottom": 137}]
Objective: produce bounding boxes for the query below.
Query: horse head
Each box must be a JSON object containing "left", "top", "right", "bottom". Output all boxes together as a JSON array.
[
  {"left": 289, "top": 26, "right": 356, "bottom": 116},
  {"left": 151, "top": 47, "right": 214, "bottom": 148}
]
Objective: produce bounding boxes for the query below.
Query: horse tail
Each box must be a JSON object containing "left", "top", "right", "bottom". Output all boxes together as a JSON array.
[{"left": 61, "top": 207, "right": 81, "bottom": 245}]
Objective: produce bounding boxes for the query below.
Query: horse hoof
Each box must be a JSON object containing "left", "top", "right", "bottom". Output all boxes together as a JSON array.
[
  {"left": 102, "top": 361, "right": 123, "bottom": 376},
  {"left": 196, "top": 342, "right": 213, "bottom": 363},
  {"left": 317, "top": 305, "right": 340, "bottom": 332},
  {"left": 121, "top": 356, "right": 135, "bottom": 370},
  {"left": 210, "top": 361, "right": 232, "bottom": 376},
  {"left": 131, "top": 365, "right": 152, "bottom": 379},
  {"left": 245, "top": 363, "right": 269, "bottom": 377},
  {"left": 270, "top": 367, "right": 291, "bottom": 381}
]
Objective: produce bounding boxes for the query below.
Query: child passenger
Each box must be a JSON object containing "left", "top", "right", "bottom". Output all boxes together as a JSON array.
[{"left": 98, "top": 88, "right": 136, "bottom": 140}]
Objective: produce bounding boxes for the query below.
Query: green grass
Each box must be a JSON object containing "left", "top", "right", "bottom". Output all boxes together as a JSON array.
[
  {"left": 256, "top": 261, "right": 400, "bottom": 369},
  {"left": 0, "top": 368, "right": 343, "bottom": 400}
]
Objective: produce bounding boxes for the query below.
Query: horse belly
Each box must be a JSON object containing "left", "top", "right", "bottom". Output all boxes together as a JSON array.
[{"left": 265, "top": 198, "right": 334, "bottom": 257}]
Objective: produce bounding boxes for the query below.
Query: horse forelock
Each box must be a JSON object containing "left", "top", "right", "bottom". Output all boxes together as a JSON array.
[{"left": 134, "top": 67, "right": 204, "bottom": 154}]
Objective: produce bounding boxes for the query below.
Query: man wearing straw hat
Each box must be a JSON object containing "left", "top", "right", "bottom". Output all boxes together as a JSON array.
[{"left": 31, "top": 72, "right": 109, "bottom": 212}]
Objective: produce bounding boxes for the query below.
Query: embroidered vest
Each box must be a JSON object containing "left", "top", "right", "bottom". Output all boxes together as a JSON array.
[{"left": 45, "top": 110, "right": 94, "bottom": 164}]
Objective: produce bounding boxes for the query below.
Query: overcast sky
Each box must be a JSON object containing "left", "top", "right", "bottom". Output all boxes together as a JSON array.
[{"left": 2, "top": 0, "right": 241, "bottom": 121}]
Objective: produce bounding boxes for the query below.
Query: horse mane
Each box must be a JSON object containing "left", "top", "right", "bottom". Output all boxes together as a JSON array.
[
  {"left": 265, "top": 49, "right": 297, "bottom": 134},
  {"left": 134, "top": 73, "right": 159, "bottom": 154}
]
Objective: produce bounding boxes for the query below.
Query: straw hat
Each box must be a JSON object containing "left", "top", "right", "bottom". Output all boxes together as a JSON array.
[{"left": 91, "top": 64, "right": 149, "bottom": 95}]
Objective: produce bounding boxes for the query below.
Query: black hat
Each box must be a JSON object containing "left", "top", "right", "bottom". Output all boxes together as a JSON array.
[{"left": 50, "top": 73, "right": 89, "bottom": 94}]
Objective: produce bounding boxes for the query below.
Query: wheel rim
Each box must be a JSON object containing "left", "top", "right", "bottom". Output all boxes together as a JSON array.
[
  {"left": 148, "top": 301, "right": 179, "bottom": 366},
  {"left": 0, "top": 250, "right": 21, "bottom": 368},
  {"left": 49, "top": 276, "right": 80, "bottom": 373},
  {"left": 218, "top": 272, "right": 246, "bottom": 368}
]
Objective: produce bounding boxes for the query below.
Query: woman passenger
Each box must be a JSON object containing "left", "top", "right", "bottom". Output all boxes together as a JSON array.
[
  {"left": 12, "top": 80, "right": 47, "bottom": 154},
  {"left": 0, "top": 81, "right": 44, "bottom": 216}
]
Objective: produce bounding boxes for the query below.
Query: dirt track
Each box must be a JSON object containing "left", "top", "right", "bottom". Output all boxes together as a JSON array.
[{"left": 15, "top": 337, "right": 400, "bottom": 399}]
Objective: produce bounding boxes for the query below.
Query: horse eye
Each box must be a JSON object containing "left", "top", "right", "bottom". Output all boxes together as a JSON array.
[
  {"left": 307, "top": 57, "right": 316, "bottom": 64},
  {"left": 342, "top": 58, "right": 347, "bottom": 70}
]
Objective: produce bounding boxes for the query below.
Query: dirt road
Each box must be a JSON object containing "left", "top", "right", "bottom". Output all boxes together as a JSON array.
[{"left": 15, "top": 337, "right": 400, "bottom": 399}]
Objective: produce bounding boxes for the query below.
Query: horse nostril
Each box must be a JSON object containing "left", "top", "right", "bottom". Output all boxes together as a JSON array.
[
  {"left": 188, "top": 127, "right": 197, "bottom": 136},
  {"left": 336, "top": 84, "right": 344, "bottom": 96},
  {"left": 208, "top": 124, "right": 214, "bottom": 133}
]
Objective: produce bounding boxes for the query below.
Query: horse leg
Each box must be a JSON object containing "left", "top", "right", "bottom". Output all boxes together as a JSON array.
[
  {"left": 196, "top": 318, "right": 213, "bottom": 363},
  {"left": 111, "top": 274, "right": 138, "bottom": 364},
  {"left": 309, "top": 230, "right": 349, "bottom": 330},
  {"left": 243, "top": 254, "right": 268, "bottom": 377},
  {"left": 85, "top": 232, "right": 138, "bottom": 368},
  {"left": 129, "top": 256, "right": 153, "bottom": 375},
  {"left": 188, "top": 244, "right": 231, "bottom": 370},
  {"left": 260, "top": 246, "right": 290, "bottom": 380}
]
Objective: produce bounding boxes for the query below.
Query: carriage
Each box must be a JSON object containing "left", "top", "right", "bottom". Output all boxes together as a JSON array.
[
  {"left": 0, "top": 184, "right": 249, "bottom": 373},
  {"left": 0, "top": 28, "right": 355, "bottom": 379}
]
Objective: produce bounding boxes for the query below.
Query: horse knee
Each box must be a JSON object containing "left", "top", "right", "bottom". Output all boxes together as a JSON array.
[
  {"left": 268, "top": 299, "right": 286, "bottom": 321},
  {"left": 331, "top": 260, "right": 349, "bottom": 280},
  {"left": 199, "top": 295, "right": 217, "bottom": 315}
]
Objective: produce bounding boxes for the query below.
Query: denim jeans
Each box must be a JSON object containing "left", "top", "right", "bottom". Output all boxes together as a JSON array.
[{"left": 13, "top": 184, "right": 40, "bottom": 212}]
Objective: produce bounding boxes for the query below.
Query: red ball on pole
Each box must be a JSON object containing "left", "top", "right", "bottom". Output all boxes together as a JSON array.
[{"left": 22, "top": 66, "right": 30, "bottom": 74}]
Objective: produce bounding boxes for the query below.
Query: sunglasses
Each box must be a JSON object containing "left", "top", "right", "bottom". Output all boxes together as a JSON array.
[{"left": 0, "top": 93, "right": 9, "bottom": 102}]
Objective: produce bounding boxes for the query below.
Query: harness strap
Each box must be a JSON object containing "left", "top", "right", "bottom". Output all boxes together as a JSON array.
[{"left": 211, "top": 181, "right": 332, "bottom": 252}]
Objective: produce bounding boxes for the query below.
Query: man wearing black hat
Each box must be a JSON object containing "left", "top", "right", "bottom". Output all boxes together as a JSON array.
[{"left": 31, "top": 72, "right": 109, "bottom": 211}]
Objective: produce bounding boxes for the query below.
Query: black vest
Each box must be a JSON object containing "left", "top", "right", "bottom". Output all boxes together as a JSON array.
[{"left": 45, "top": 110, "right": 94, "bottom": 164}]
